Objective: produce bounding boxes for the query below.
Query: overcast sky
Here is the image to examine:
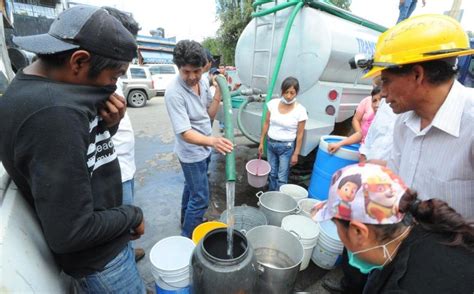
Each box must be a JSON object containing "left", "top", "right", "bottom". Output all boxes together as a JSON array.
[
  {"left": 73, "top": 0, "right": 219, "bottom": 41},
  {"left": 73, "top": 0, "right": 473, "bottom": 41}
]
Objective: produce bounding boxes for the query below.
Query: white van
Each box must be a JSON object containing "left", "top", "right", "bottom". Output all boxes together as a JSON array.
[{"left": 148, "top": 64, "right": 178, "bottom": 94}]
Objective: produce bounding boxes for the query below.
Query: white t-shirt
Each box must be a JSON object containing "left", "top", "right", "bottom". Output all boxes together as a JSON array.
[
  {"left": 112, "top": 79, "right": 136, "bottom": 182},
  {"left": 210, "top": 85, "right": 216, "bottom": 97},
  {"left": 358, "top": 99, "right": 397, "bottom": 160},
  {"left": 267, "top": 98, "right": 308, "bottom": 141}
]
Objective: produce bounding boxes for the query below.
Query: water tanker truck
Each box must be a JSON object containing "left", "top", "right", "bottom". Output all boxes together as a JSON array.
[{"left": 233, "top": 0, "right": 386, "bottom": 156}]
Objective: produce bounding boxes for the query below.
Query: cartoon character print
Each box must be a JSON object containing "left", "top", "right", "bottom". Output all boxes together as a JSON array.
[
  {"left": 332, "top": 173, "right": 362, "bottom": 219},
  {"left": 363, "top": 172, "right": 400, "bottom": 223},
  {"left": 381, "top": 166, "right": 408, "bottom": 190}
]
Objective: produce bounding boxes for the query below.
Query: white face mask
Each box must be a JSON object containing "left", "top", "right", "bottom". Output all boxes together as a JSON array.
[{"left": 280, "top": 96, "right": 296, "bottom": 105}]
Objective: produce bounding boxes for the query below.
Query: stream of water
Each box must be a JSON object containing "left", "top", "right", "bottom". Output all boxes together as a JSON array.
[{"left": 226, "top": 181, "right": 235, "bottom": 258}]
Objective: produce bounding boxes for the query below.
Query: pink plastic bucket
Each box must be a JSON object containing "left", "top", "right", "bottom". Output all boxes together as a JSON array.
[{"left": 246, "top": 159, "right": 271, "bottom": 188}]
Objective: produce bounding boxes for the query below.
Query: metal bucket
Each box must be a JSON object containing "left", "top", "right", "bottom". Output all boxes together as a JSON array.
[
  {"left": 246, "top": 225, "right": 304, "bottom": 294},
  {"left": 297, "top": 198, "right": 321, "bottom": 219},
  {"left": 219, "top": 205, "right": 267, "bottom": 234},
  {"left": 256, "top": 191, "right": 298, "bottom": 226}
]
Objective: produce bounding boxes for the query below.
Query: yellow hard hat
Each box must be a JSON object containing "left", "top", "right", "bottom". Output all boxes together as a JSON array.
[{"left": 364, "top": 14, "right": 474, "bottom": 78}]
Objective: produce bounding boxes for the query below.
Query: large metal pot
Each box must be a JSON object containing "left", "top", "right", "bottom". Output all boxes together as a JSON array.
[
  {"left": 191, "top": 228, "right": 257, "bottom": 294},
  {"left": 256, "top": 191, "right": 298, "bottom": 226},
  {"left": 246, "top": 225, "right": 304, "bottom": 294}
]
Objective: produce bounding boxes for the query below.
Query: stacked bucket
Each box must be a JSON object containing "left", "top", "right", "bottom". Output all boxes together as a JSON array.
[
  {"left": 281, "top": 215, "right": 319, "bottom": 271},
  {"left": 278, "top": 184, "right": 344, "bottom": 270},
  {"left": 150, "top": 236, "right": 195, "bottom": 293},
  {"left": 311, "top": 220, "right": 344, "bottom": 269},
  {"left": 279, "top": 184, "right": 308, "bottom": 203}
]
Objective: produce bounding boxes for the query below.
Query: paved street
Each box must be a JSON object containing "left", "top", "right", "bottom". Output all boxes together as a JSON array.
[
  {"left": 127, "top": 96, "right": 182, "bottom": 288},
  {"left": 127, "top": 96, "right": 341, "bottom": 292}
]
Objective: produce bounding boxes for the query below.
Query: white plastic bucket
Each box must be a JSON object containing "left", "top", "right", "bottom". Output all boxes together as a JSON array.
[
  {"left": 279, "top": 184, "right": 308, "bottom": 202},
  {"left": 297, "top": 198, "right": 321, "bottom": 219},
  {"left": 246, "top": 159, "right": 271, "bottom": 188},
  {"left": 311, "top": 220, "right": 343, "bottom": 270},
  {"left": 150, "top": 236, "right": 195, "bottom": 293},
  {"left": 281, "top": 215, "right": 320, "bottom": 271}
]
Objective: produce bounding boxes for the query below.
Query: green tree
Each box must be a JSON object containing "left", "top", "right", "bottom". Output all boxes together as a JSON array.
[
  {"left": 215, "top": 0, "right": 252, "bottom": 65},
  {"left": 202, "top": 37, "right": 220, "bottom": 57}
]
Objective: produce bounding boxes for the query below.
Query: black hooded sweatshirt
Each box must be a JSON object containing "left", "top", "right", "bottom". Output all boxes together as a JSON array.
[{"left": 0, "top": 70, "right": 143, "bottom": 278}]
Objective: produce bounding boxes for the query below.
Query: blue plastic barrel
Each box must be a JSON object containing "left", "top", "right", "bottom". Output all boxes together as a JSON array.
[{"left": 308, "top": 136, "right": 360, "bottom": 200}]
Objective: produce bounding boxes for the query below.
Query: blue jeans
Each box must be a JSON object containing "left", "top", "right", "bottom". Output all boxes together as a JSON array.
[
  {"left": 179, "top": 156, "right": 211, "bottom": 238},
  {"left": 77, "top": 244, "right": 145, "bottom": 293},
  {"left": 397, "top": 0, "right": 417, "bottom": 23},
  {"left": 267, "top": 138, "right": 295, "bottom": 191},
  {"left": 122, "top": 179, "right": 135, "bottom": 206}
]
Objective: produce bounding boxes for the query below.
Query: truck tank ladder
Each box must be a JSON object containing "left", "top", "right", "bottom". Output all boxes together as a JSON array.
[{"left": 250, "top": 0, "right": 278, "bottom": 90}]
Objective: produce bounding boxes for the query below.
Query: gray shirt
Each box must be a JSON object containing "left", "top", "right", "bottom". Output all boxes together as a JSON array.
[{"left": 165, "top": 76, "right": 213, "bottom": 163}]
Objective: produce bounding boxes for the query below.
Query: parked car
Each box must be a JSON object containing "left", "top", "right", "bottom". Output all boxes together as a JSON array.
[
  {"left": 148, "top": 64, "right": 178, "bottom": 94},
  {"left": 121, "top": 65, "right": 156, "bottom": 107}
]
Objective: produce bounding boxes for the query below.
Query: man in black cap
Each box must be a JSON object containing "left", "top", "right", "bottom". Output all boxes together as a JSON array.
[{"left": 0, "top": 6, "right": 146, "bottom": 293}]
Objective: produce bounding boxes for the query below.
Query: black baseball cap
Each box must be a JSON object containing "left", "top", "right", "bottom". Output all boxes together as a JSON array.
[{"left": 13, "top": 5, "right": 137, "bottom": 61}]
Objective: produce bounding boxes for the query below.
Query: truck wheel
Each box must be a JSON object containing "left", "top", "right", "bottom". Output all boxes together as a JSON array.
[{"left": 127, "top": 90, "right": 147, "bottom": 108}]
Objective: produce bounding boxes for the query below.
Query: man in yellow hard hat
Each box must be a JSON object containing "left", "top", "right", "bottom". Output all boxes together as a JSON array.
[
  {"left": 364, "top": 14, "right": 473, "bottom": 219},
  {"left": 325, "top": 14, "right": 474, "bottom": 294}
]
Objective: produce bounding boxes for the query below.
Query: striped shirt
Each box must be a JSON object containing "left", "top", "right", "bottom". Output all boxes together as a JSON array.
[{"left": 388, "top": 81, "right": 474, "bottom": 219}]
